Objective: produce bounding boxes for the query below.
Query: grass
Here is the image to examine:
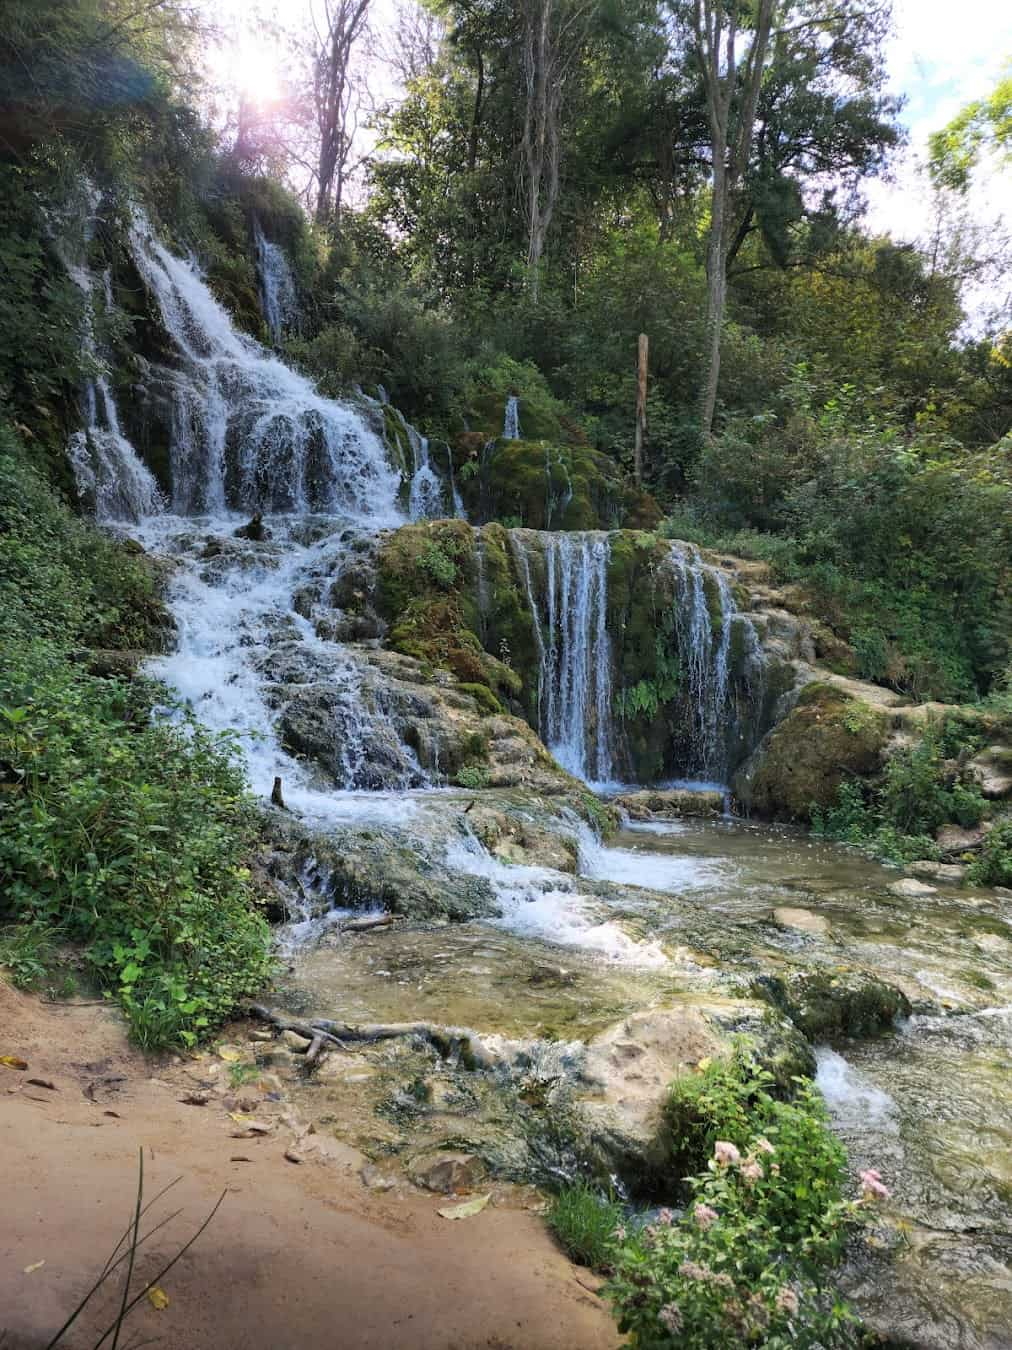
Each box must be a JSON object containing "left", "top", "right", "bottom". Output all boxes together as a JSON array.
[{"left": 545, "top": 1181, "right": 625, "bottom": 1271}]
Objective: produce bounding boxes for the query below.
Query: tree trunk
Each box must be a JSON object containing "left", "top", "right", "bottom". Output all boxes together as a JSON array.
[{"left": 634, "top": 333, "right": 649, "bottom": 485}]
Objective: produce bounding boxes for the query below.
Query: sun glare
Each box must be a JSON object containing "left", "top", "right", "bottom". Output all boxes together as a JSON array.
[{"left": 236, "top": 40, "right": 284, "bottom": 106}]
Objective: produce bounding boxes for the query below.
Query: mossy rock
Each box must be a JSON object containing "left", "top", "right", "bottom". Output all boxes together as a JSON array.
[
  {"left": 752, "top": 970, "right": 911, "bottom": 1041},
  {"left": 732, "top": 682, "right": 889, "bottom": 823}
]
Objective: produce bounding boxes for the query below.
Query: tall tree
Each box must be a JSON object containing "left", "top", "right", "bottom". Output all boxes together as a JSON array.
[
  {"left": 687, "top": 0, "right": 775, "bottom": 437},
  {"left": 929, "top": 61, "right": 1012, "bottom": 192},
  {"left": 520, "top": 0, "right": 599, "bottom": 300},
  {"left": 311, "top": 0, "right": 372, "bottom": 225}
]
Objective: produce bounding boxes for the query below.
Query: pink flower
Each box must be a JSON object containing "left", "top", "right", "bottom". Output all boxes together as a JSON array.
[
  {"left": 678, "top": 1260, "right": 709, "bottom": 1281},
  {"left": 658, "top": 1207, "right": 675, "bottom": 1226},
  {"left": 694, "top": 1202, "right": 718, "bottom": 1229},
  {"left": 776, "top": 1286, "right": 800, "bottom": 1317},
  {"left": 755, "top": 1137, "right": 775, "bottom": 1154},
  {"left": 714, "top": 1140, "right": 741, "bottom": 1167},
  {"left": 859, "top": 1168, "right": 892, "bottom": 1201},
  {"left": 612, "top": 1224, "right": 627, "bottom": 1242},
  {"left": 658, "top": 1302, "right": 683, "bottom": 1334},
  {"left": 740, "top": 1160, "right": 764, "bottom": 1184},
  {"left": 769, "top": 1162, "right": 781, "bottom": 1176}
]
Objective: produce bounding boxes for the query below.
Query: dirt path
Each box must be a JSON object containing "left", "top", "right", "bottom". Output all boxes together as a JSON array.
[{"left": 0, "top": 983, "right": 620, "bottom": 1350}]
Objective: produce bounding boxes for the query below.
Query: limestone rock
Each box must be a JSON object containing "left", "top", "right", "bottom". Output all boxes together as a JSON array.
[
  {"left": 615, "top": 788, "right": 724, "bottom": 820},
  {"left": 282, "top": 1030, "right": 312, "bottom": 1053},
  {"left": 889, "top": 878, "right": 938, "bottom": 898},
  {"left": 905, "top": 861, "right": 967, "bottom": 887},
  {"left": 408, "top": 1150, "right": 486, "bottom": 1194},
  {"left": 936, "top": 822, "right": 991, "bottom": 855},
  {"left": 772, "top": 906, "right": 831, "bottom": 936},
  {"left": 733, "top": 682, "right": 889, "bottom": 823},
  {"left": 969, "top": 746, "right": 1012, "bottom": 800},
  {"left": 754, "top": 970, "right": 910, "bottom": 1041}
]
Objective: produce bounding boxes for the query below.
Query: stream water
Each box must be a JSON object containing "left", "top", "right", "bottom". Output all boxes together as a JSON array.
[{"left": 69, "top": 214, "right": 1012, "bottom": 1350}]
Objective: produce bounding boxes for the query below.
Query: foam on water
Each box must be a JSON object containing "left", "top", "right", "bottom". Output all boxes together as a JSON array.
[{"left": 816, "top": 1047, "right": 900, "bottom": 1134}]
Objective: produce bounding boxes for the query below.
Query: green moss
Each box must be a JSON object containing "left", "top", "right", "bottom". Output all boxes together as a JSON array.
[
  {"left": 734, "top": 683, "right": 890, "bottom": 823},
  {"left": 753, "top": 971, "right": 911, "bottom": 1041},
  {"left": 458, "top": 682, "right": 504, "bottom": 715}
]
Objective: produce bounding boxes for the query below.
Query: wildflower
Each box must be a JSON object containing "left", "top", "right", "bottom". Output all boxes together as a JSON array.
[
  {"left": 769, "top": 1162, "right": 781, "bottom": 1177},
  {"left": 641, "top": 1223, "right": 660, "bottom": 1248},
  {"left": 756, "top": 1136, "right": 775, "bottom": 1154},
  {"left": 860, "top": 1168, "right": 892, "bottom": 1201},
  {"left": 612, "top": 1224, "right": 627, "bottom": 1242},
  {"left": 740, "top": 1160, "right": 764, "bottom": 1184},
  {"left": 746, "top": 1292, "right": 771, "bottom": 1331},
  {"left": 714, "top": 1139, "right": 741, "bottom": 1167},
  {"left": 678, "top": 1260, "right": 709, "bottom": 1281},
  {"left": 658, "top": 1207, "right": 675, "bottom": 1226},
  {"left": 693, "top": 1202, "right": 718, "bottom": 1229},
  {"left": 776, "top": 1286, "right": 800, "bottom": 1317},
  {"left": 658, "top": 1302, "right": 683, "bottom": 1334}
]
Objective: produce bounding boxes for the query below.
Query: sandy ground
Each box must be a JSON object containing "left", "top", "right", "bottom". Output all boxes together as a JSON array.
[{"left": 0, "top": 982, "right": 620, "bottom": 1350}]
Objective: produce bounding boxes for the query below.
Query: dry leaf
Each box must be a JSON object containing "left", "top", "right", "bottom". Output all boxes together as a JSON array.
[
  {"left": 437, "top": 1193, "right": 491, "bottom": 1220},
  {"left": 1, "top": 1056, "right": 28, "bottom": 1071},
  {"left": 179, "top": 1093, "right": 209, "bottom": 1106},
  {"left": 23, "top": 1260, "right": 45, "bottom": 1275},
  {"left": 147, "top": 1285, "right": 170, "bottom": 1311},
  {"left": 284, "top": 1147, "right": 304, "bottom": 1164},
  {"left": 228, "top": 1112, "right": 272, "bottom": 1133},
  {"left": 218, "top": 1048, "right": 242, "bottom": 1062},
  {"left": 230, "top": 1155, "right": 252, "bottom": 1163}
]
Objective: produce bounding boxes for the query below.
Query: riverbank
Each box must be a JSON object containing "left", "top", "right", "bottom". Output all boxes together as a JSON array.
[{"left": 0, "top": 980, "right": 619, "bottom": 1350}]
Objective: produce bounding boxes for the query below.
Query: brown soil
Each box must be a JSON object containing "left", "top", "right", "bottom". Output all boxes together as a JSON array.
[{"left": 0, "top": 982, "right": 620, "bottom": 1350}]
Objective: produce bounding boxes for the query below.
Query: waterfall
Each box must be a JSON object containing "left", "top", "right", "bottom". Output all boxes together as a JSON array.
[
  {"left": 64, "top": 260, "right": 163, "bottom": 524},
  {"left": 503, "top": 395, "right": 521, "bottom": 440},
  {"left": 128, "top": 208, "right": 401, "bottom": 521},
  {"left": 254, "top": 221, "right": 299, "bottom": 345},
  {"left": 666, "top": 543, "right": 765, "bottom": 781},
  {"left": 407, "top": 431, "right": 447, "bottom": 521},
  {"left": 512, "top": 533, "right": 614, "bottom": 785}
]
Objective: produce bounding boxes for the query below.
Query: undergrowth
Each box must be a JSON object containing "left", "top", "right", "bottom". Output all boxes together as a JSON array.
[{"left": 0, "top": 431, "right": 273, "bottom": 1047}]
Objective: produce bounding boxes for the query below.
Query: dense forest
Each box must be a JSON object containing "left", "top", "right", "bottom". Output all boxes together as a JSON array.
[{"left": 2, "top": 4, "right": 1012, "bottom": 1347}]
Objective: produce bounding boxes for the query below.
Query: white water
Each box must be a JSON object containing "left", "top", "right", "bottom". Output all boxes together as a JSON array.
[
  {"left": 129, "top": 208, "right": 402, "bottom": 519},
  {"left": 64, "top": 255, "right": 162, "bottom": 523},
  {"left": 815, "top": 1047, "right": 900, "bottom": 1134},
  {"left": 667, "top": 543, "right": 765, "bottom": 781},
  {"left": 254, "top": 221, "right": 299, "bottom": 344},
  {"left": 503, "top": 395, "right": 521, "bottom": 439},
  {"left": 537, "top": 533, "right": 615, "bottom": 785}
]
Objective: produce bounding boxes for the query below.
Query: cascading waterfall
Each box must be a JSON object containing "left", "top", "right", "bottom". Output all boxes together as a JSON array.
[
  {"left": 128, "top": 208, "right": 401, "bottom": 520},
  {"left": 513, "top": 532, "right": 614, "bottom": 785},
  {"left": 254, "top": 220, "right": 299, "bottom": 345},
  {"left": 63, "top": 253, "right": 162, "bottom": 522},
  {"left": 666, "top": 543, "right": 765, "bottom": 781},
  {"left": 503, "top": 395, "right": 521, "bottom": 439}
]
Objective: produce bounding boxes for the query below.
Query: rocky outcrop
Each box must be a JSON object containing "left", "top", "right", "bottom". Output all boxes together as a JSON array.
[
  {"left": 732, "top": 681, "right": 890, "bottom": 822},
  {"left": 615, "top": 787, "right": 725, "bottom": 819}
]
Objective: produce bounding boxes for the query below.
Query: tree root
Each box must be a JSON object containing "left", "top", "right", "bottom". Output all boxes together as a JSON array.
[{"left": 246, "top": 1003, "right": 497, "bottom": 1070}]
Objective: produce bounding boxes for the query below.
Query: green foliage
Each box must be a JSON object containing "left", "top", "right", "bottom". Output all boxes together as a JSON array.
[
  {"left": 967, "top": 819, "right": 1012, "bottom": 888},
  {"left": 546, "top": 1183, "right": 625, "bottom": 1272},
  {"left": 929, "top": 64, "right": 1012, "bottom": 191},
  {"left": 455, "top": 763, "right": 490, "bottom": 790},
  {"left": 609, "top": 1044, "right": 862, "bottom": 1348},
  {"left": 0, "top": 921, "right": 55, "bottom": 990},
  {"left": 417, "top": 540, "right": 459, "bottom": 589},
  {"left": 0, "top": 433, "right": 272, "bottom": 1047},
  {"left": 812, "top": 723, "right": 988, "bottom": 864}
]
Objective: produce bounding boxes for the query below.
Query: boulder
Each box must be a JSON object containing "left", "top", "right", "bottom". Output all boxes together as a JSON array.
[
  {"left": 936, "top": 822, "right": 991, "bottom": 856},
  {"left": 969, "top": 746, "right": 1012, "bottom": 800},
  {"left": 408, "top": 1150, "right": 486, "bottom": 1194},
  {"left": 753, "top": 970, "right": 911, "bottom": 1041},
  {"left": 732, "top": 682, "right": 889, "bottom": 823},
  {"left": 772, "top": 906, "right": 831, "bottom": 936},
  {"left": 889, "top": 878, "right": 937, "bottom": 898},
  {"left": 905, "top": 860, "right": 967, "bottom": 887},
  {"left": 615, "top": 788, "right": 724, "bottom": 820}
]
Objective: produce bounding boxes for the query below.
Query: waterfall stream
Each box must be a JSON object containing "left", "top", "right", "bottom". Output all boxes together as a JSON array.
[
  {"left": 503, "top": 395, "right": 521, "bottom": 439},
  {"left": 254, "top": 220, "right": 299, "bottom": 345}
]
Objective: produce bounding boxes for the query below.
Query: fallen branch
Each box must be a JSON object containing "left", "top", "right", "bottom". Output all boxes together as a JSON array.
[
  {"left": 246, "top": 1004, "right": 497, "bottom": 1070},
  {"left": 340, "top": 914, "right": 398, "bottom": 933}
]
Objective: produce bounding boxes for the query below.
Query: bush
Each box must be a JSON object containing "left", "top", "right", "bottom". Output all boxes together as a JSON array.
[
  {"left": 0, "top": 432, "right": 272, "bottom": 1047},
  {"left": 967, "top": 818, "right": 1012, "bottom": 887},
  {"left": 609, "top": 1044, "right": 868, "bottom": 1348},
  {"left": 546, "top": 1183, "right": 626, "bottom": 1271}
]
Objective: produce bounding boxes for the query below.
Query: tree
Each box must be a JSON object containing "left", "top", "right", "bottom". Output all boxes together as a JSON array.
[
  {"left": 520, "top": 0, "right": 599, "bottom": 299},
  {"left": 929, "top": 61, "right": 1012, "bottom": 192},
  {"left": 311, "top": 0, "right": 373, "bottom": 225},
  {"left": 687, "top": 0, "right": 775, "bottom": 437}
]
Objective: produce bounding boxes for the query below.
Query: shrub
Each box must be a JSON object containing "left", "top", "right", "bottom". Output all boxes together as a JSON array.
[
  {"left": 609, "top": 1044, "right": 869, "bottom": 1348},
  {"left": 967, "top": 818, "right": 1012, "bottom": 887},
  {"left": 455, "top": 763, "right": 490, "bottom": 790},
  {"left": 546, "top": 1183, "right": 626, "bottom": 1271}
]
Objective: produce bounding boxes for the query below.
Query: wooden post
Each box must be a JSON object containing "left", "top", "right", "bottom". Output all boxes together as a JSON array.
[{"left": 634, "top": 333, "right": 648, "bottom": 486}]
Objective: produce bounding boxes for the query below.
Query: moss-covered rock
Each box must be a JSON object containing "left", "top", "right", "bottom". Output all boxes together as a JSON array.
[
  {"left": 732, "top": 681, "right": 890, "bottom": 822},
  {"left": 752, "top": 970, "right": 911, "bottom": 1041}
]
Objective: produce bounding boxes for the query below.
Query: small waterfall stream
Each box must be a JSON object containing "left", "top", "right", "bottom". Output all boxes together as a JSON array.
[
  {"left": 503, "top": 395, "right": 521, "bottom": 439},
  {"left": 254, "top": 220, "right": 299, "bottom": 345}
]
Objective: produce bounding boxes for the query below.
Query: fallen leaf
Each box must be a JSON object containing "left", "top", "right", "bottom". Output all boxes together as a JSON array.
[
  {"left": 103, "top": 1110, "right": 121, "bottom": 1119},
  {"left": 1, "top": 1056, "right": 28, "bottom": 1071},
  {"left": 230, "top": 1155, "right": 252, "bottom": 1163},
  {"left": 437, "top": 1194, "right": 491, "bottom": 1220},
  {"left": 23, "top": 1261, "right": 45, "bottom": 1275},
  {"left": 228, "top": 1113, "right": 273, "bottom": 1133},
  {"left": 179, "top": 1093, "right": 209, "bottom": 1106},
  {"left": 218, "top": 1048, "right": 242, "bottom": 1063},
  {"left": 284, "top": 1147, "right": 303, "bottom": 1164},
  {"left": 26, "top": 1078, "right": 57, "bottom": 1091},
  {"left": 146, "top": 1286, "right": 169, "bottom": 1311}
]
